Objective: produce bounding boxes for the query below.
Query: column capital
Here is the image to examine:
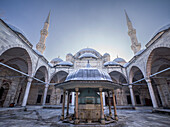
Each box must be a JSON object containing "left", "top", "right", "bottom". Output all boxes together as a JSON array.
[
  {"left": 75, "top": 88, "right": 79, "bottom": 92},
  {"left": 99, "top": 88, "right": 103, "bottom": 92},
  {"left": 128, "top": 84, "right": 133, "bottom": 89},
  {"left": 112, "top": 89, "right": 115, "bottom": 93},
  {"left": 27, "top": 77, "right": 33, "bottom": 82},
  {"left": 145, "top": 77, "right": 151, "bottom": 83},
  {"left": 45, "top": 83, "right": 49, "bottom": 88}
]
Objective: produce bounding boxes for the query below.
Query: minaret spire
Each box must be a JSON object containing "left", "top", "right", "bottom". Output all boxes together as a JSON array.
[
  {"left": 36, "top": 11, "right": 50, "bottom": 54},
  {"left": 124, "top": 10, "right": 141, "bottom": 54},
  {"left": 124, "top": 10, "right": 131, "bottom": 23},
  {"left": 45, "top": 11, "right": 50, "bottom": 24}
]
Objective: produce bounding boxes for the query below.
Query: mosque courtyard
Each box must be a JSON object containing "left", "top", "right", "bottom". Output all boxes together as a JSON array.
[{"left": 0, "top": 106, "right": 169, "bottom": 127}]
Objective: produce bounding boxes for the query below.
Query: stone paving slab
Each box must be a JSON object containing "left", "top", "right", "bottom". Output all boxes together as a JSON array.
[{"left": 0, "top": 106, "right": 170, "bottom": 127}]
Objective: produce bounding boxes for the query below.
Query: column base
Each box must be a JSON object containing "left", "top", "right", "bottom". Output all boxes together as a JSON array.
[
  {"left": 74, "top": 119, "right": 79, "bottom": 124},
  {"left": 132, "top": 106, "right": 136, "bottom": 110},
  {"left": 60, "top": 115, "right": 64, "bottom": 120},
  {"left": 114, "top": 115, "right": 118, "bottom": 121},
  {"left": 87, "top": 119, "right": 92, "bottom": 123},
  {"left": 100, "top": 119, "right": 105, "bottom": 124}
]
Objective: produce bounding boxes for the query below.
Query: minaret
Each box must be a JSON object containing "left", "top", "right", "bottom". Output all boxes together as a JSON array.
[
  {"left": 36, "top": 11, "right": 50, "bottom": 54},
  {"left": 125, "top": 10, "right": 141, "bottom": 54}
]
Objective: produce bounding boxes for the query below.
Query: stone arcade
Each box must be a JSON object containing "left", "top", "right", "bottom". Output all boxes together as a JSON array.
[{"left": 0, "top": 11, "right": 170, "bottom": 123}]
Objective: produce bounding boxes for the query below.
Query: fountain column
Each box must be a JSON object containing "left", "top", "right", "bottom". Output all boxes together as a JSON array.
[
  {"left": 61, "top": 89, "right": 66, "bottom": 120},
  {"left": 99, "top": 88, "right": 105, "bottom": 124},
  {"left": 107, "top": 91, "right": 112, "bottom": 117},
  {"left": 75, "top": 88, "right": 79, "bottom": 124},
  {"left": 112, "top": 89, "right": 118, "bottom": 120},
  {"left": 66, "top": 91, "right": 70, "bottom": 117}
]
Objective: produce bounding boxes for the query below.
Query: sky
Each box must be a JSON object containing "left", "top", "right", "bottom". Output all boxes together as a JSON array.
[{"left": 0, "top": 0, "right": 170, "bottom": 62}]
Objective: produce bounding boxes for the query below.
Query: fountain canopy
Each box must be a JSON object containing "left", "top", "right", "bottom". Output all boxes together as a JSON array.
[{"left": 55, "top": 62, "right": 120, "bottom": 91}]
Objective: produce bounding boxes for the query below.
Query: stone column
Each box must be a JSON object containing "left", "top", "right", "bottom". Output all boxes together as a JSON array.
[
  {"left": 102, "top": 92, "right": 106, "bottom": 106},
  {"left": 42, "top": 83, "right": 49, "bottom": 106},
  {"left": 112, "top": 89, "right": 118, "bottom": 120},
  {"left": 22, "top": 77, "right": 33, "bottom": 107},
  {"left": 75, "top": 88, "right": 79, "bottom": 124},
  {"left": 146, "top": 78, "right": 158, "bottom": 108},
  {"left": 72, "top": 92, "right": 75, "bottom": 106},
  {"left": 99, "top": 88, "right": 105, "bottom": 124},
  {"left": 66, "top": 91, "right": 70, "bottom": 117},
  {"left": 61, "top": 89, "right": 66, "bottom": 120},
  {"left": 107, "top": 91, "right": 112, "bottom": 117},
  {"left": 128, "top": 85, "right": 136, "bottom": 107}
]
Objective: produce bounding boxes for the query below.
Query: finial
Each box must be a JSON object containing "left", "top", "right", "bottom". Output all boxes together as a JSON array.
[
  {"left": 86, "top": 60, "right": 91, "bottom": 68},
  {"left": 117, "top": 55, "right": 119, "bottom": 58},
  {"left": 124, "top": 9, "right": 131, "bottom": 22},
  {"left": 45, "top": 10, "right": 51, "bottom": 24}
]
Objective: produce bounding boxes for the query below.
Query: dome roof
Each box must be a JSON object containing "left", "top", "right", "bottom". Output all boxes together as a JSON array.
[
  {"left": 56, "top": 61, "right": 73, "bottom": 66},
  {"left": 8, "top": 24, "right": 26, "bottom": 36},
  {"left": 104, "top": 61, "right": 120, "bottom": 67},
  {"left": 78, "top": 48, "right": 98, "bottom": 53},
  {"left": 75, "top": 48, "right": 102, "bottom": 58},
  {"left": 51, "top": 58, "right": 63, "bottom": 63},
  {"left": 152, "top": 24, "right": 170, "bottom": 38},
  {"left": 113, "top": 57, "right": 126, "bottom": 63},
  {"left": 103, "top": 53, "right": 110, "bottom": 56},
  {"left": 65, "top": 65, "right": 112, "bottom": 82},
  {"left": 67, "top": 53, "right": 73, "bottom": 56},
  {"left": 79, "top": 52, "right": 98, "bottom": 59}
]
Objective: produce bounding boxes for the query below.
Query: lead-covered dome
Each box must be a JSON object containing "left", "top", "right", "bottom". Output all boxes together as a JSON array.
[
  {"left": 113, "top": 57, "right": 126, "bottom": 63},
  {"left": 50, "top": 57, "right": 63, "bottom": 65},
  {"left": 74, "top": 48, "right": 102, "bottom": 58},
  {"left": 79, "top": 52, "right": 98, "bottom": 59},
  {"left": 65, "top": 65, "right": 112, "bottom": 82},
  {"left": 56, "top": 61, "right": 73, "bottom": 67},
  {"left": 104, "top": 61, "right": 120, "bottom": 67}
]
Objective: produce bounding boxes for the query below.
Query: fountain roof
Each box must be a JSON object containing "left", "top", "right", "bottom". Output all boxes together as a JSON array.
[{"left": 55, "top": 62, "right": 121, "bottom": 91}]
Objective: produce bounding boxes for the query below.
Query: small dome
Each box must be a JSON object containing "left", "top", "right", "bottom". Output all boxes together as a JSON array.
[
  {"left": 8, "top": 24, "right": 25, "bottom": 36},
  {"left": 65, "top": 66, "right": 112, "bottom": 82},
  {"left": 51, "top": 58, "right": 63, "bottom": 63},
  {"left": 103, "top": 53, "right": 110, "bottom": 56},
  {"left": 113, "top": 57, "right": 126, "bottom": 63},
  {"left": 67, "top": 53, "right": 73, "bottom": 56},
  {"left": 152, "top": 24, "right": 170, "bottom": 38},
  {"left": 79, "top": 52, "right": 98, "bottom": 59},
  {"left": 104, "top": 61, "right": 120, "bottom": 67},
  {"left": 56, "top": 61, "right": 73, "bottom": 66}
]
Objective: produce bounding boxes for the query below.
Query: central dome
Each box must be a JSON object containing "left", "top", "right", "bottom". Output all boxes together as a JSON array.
[
  {"left": 74, "top": 48, "right": 102, "bottom": 58},
  {"left": 79, "top": 52, "right": 98, "bottom": 59}
]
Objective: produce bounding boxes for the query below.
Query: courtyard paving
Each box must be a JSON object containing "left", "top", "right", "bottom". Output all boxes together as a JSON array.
[{"left": 0, "top": 106, "right": 169, "bottom": 127}]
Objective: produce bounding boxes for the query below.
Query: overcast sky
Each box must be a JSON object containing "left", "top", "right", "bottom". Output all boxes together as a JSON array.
[{"left": 0, "top": 0, "right": 170, "bottom": 62}]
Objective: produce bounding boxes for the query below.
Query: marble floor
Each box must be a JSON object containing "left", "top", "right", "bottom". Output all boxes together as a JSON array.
[{"left": 0, "top": 106, "right": 169, "bottom": 127}]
